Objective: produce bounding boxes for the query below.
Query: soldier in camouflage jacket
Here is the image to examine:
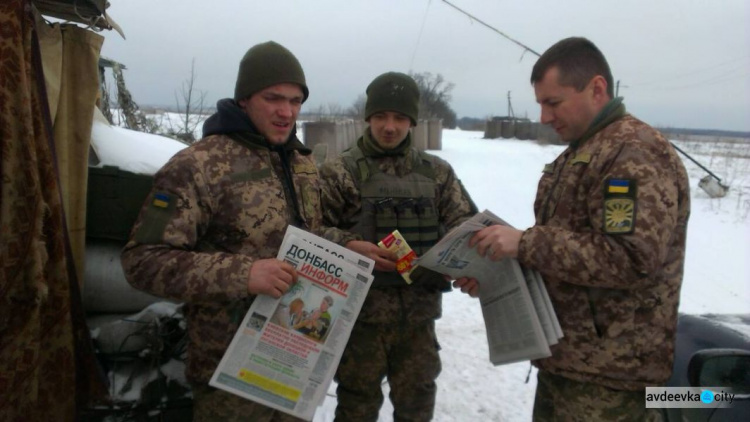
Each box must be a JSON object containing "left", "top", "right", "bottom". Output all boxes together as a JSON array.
[
  {"left": 120, "top": 42, "right": 347, "bottom": 422},
  {"left": 458, "top": 38, "right": 690, "bottom": 421},
  {"left": 320, "top": 72, "right": 477, "bottom": 422}
]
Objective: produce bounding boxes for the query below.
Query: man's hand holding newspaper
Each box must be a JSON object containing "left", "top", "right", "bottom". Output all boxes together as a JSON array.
[
  {"left": 416, "top": 210, "right": 563, "bottom": 366},
  {"left": 470, "top": 224, "right": 524, "bottom": 261}
]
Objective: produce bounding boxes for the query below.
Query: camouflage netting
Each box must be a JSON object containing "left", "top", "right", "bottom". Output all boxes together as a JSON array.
[
  {"left": 111, "top": 63, "right": 159, "bottom": 133},
  {"left": 98, "top": 65, "right": 115, "bottom": 124}
]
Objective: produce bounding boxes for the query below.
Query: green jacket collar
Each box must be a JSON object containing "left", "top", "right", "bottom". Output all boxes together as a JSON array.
[
  {"left": 571, "top": 97, "right": 626, "bottom": 149},
  {"left": 358, "top": 127, "right": 411, "bottom": 157}
]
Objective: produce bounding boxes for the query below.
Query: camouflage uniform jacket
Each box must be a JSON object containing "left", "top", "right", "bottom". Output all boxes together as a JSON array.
[
  {"left": 319, "top": 131, "right": 476, "bottom": 324},
  {"left": 121, "top": 99, "right": 335, "bottom": 384},
  {"left": 518, "top": 108, "right": 691, "bottom": 391}
]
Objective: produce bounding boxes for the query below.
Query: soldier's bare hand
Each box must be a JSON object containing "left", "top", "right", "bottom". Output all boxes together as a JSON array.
[
  {"left": 247, "top": 259, "right": 297, "bottom": 298},
  {"left": 453, "top": 277, "right": 480, "bottom": 298},
  {"left": 469, "top": 225, "right": 523, "bottom": 261},
  {"left": 346, "top": 240, "right": 397, "bottom": 272}
]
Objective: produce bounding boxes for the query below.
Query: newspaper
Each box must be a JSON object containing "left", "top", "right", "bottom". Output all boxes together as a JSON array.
[
  {"left": 210, "top": 226, "right": 375, "bottom": 420},
  {"left": 416, "top": 210, "right": 563, "bottom": 365}
]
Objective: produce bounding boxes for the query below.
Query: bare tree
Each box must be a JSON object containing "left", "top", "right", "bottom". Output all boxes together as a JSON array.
[
  {"left": 325, "top": 102, "right": 345, "bottom": 118},
  {"left": 167, "top": 59, "right": 207, "bottom": 144},
  {"left": 347, "top": 94, "right": 367, "bottom": 119},
  {"left": 310, "top": 102, "right": 346, "bottom": 122},
  {"left": 409, "top": 72, "right": 457, "bottom": 128}
]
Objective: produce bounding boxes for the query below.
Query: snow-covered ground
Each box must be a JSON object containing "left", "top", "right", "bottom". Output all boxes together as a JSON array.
[
  {"left": 91, "top": 123, "right": 749, "bottom": 421},
  {"left": 312, "top": 128, "right": 750, "bottom": 422}
]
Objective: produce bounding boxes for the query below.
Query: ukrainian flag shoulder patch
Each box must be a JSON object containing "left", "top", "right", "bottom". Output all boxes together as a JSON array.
[
  {"left": 152, "top": 192, "right": 171, "bottom": 208},
  {"left": 607, "top": 179, "right": 630, "bottom": 194}
]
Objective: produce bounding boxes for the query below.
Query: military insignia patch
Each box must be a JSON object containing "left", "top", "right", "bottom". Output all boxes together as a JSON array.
[
  {"left": 569, "top": 152, "right": 591, "bottom": 165},
  {"left": 607, "top": 179, "right": 631, "bottom": 194},
  {"left": 135, "top": 192, "right": 177, "bottom": 244},
  {"left": 293, "top": 163, "right": 317, "bottom": 174},
  {"left": 152, "top": 192, "right": 171, "bottom": 208},
  {"left": 603, "top": 178, "right": 637, "bottom": 234},
  {"left": 604, "top": 198, "right": 635, "bottom": 233}
]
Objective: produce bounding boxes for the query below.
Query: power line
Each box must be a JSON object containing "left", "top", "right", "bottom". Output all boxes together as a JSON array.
[
  {"left": 631, "top": 55, "right": 750, "bottom": 87},
  {"left": 438, "top": 0, "right": 748, "bottom": 95},
  {"left": 653, "top": 69, "right": 750, "bottom": 91},
  {"left": 629, "top": 62, "right": 750, "bottom": 92},
  {"left": 409, "top": 0, "right": 433, "bottom": 72},
  {"left": 440, "top": 0, "right": 541, "bottom": 57}
]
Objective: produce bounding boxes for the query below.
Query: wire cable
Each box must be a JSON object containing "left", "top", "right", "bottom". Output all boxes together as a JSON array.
[
  {"left": 636, "top": 68, "right": 750, "bottom": 92},
  {"left": 410, "top": 0, "right": 433, "bottom": 72},
  {"left": 440, "top": 0, "right": 541, "bottom": 57},
  {"left": 631, "top": 55, "right": 750, "bottom": 87}
]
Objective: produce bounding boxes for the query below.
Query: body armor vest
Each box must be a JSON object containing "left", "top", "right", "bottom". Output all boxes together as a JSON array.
[
  {"left": 342, "top": 146, "right": 447, "bottom": 289},
  {"left": 342, "top": 147, "right": 441, "bottom": 254}
]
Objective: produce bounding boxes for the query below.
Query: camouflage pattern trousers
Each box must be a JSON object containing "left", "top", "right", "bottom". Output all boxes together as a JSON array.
[
  {"left": 334, "top": 319, "right": 441, "bottom": 422},
  {"left": 192, "top": 384, "right": 306, "bottom": 422},
  {"left": 532, "top": 370, "right": 664, "bottom": 422}
]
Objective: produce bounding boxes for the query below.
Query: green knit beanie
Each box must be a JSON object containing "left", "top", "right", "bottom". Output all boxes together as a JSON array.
[
  {"left": 234, "top": 41, "right": 309, "bottom": 102},
  {"left": 365, "top": 72, "right": 420, "bottom": 126}
]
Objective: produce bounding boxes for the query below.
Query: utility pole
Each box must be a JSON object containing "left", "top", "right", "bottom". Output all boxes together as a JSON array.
[
  {"left": 615, "top": 80, "right": 628, "bottom": 97},
  {"left": 507, "top": 91, "right": 515, "bottom": 119}
]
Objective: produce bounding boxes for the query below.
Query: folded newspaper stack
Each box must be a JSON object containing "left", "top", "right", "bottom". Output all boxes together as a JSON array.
[
  {"left": 210, "top": 226, "right": 375, "bottom": 420},
  {"left": 416, "top": 210, "right": 563, "bottom": 366}
]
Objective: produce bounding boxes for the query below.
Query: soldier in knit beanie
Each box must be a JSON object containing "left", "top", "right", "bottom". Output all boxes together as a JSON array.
[
  {"left": 365, "top": 72, "right": 420, "bottom": 126},
  {"left": 319, "top": 70, "right": 477, "bottom": 421},
  {"left": 124, "top": 40, "right": 328, "bottom": 422},
  {"left": 234, "top": 41, "right": 309, "bottom": 102}
]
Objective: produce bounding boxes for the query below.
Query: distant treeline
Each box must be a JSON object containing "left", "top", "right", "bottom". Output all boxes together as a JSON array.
[{"left": 140, "top": 105, "right": 217, "bottom": 115}]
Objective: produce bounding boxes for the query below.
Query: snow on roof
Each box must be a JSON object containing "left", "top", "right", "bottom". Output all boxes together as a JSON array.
[{"left": 89, "top": 110, "right": 186, "bottom": 175}]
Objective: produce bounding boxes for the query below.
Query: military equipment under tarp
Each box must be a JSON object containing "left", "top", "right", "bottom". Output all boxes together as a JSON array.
[
  {"left": 84, "top": 165, "right": 167, "bottom": 313},
  {"left": 83, "top": 239, "right": 168, "bottom": 313}
]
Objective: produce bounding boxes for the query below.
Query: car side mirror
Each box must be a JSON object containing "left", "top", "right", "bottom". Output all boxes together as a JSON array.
[{"left": 688, "top": 348, "right": 750, "bottom": 397}]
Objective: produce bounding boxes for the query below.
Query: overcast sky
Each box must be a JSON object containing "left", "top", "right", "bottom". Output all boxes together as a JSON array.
[{"left": 99, "top": 0, "right": 750, "bottom": 132}]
